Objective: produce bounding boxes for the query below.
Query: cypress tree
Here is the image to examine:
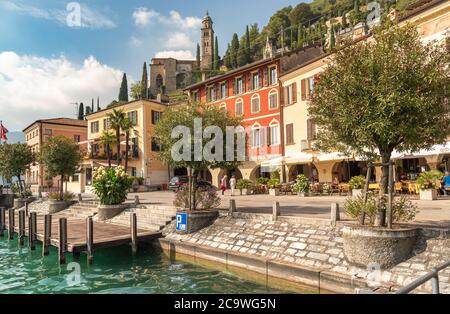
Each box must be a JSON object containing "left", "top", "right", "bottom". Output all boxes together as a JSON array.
[
  {"left": 118, "top": 73, "right": 129, "bottom": 102},
  {"left": 97, "top": 97, "right": 101, "bottom": 111},
  {"left": 85, "top": 105, "right": 92, "bottom": 115},
  {"left": 77, "top": 103, "right": 84, "bottom": 120},
  {"left": 213, "top": 36, "right": 219, "bottom": 70},
  {"left": 196, "top": 43, "right": 201, "bottom": 67},
  {"left": 224, "top": 44, "right": 232, "bottom": 69},
  {"left": 140, "top": 62, "right": 148, "bottom": 99},
  {"left": 231, "top": 33, "right": 240, "bottom": 69}
]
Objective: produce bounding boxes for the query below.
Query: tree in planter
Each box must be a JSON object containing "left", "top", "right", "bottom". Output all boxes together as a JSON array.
[
  {"left": 92, "top": 166, "right": 132, "bottom": 205},
  {"left": 121, "top": 117, "right": 138, "bottom": 173},
  {"left": 107, "top": 109, "right": 126, "bottom": 166},
  {"left": 99, "top": 130, "right": 115, "bottom": 168},
  {"left": 308, "top": 23, "right": 450, "bottom": 226},
  {"left": 236, "top": 179, "right": 252, "bottom": 194},
  {"left": 416, "top": 170, "right": 443, "bottom": 190},
  {"left": 155, "top": 103, "right": 243, "bottom": 211},
  {"left": 0, "top": 143, "right": 34, "bottom": 194},
  {"left": 348, "top": 175, "right": 366, "bottom": 190},
  {"left": 39, "top": 136, "right": 82, "bottom": 201},
  {"left": 292, "top": 174, "right": 310, "bottom": 195}
]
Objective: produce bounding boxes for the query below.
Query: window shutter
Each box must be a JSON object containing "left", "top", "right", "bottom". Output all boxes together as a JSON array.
[
  {"left": 301, "top": 79, "right": 306, "bottom": 101},
  {"left": 292, "top": 82, "right": 297, "bottom": 103},
  {"left": 225, "top": 81, "right": 229, "bottom": 97},
  {"left": 151, "top": 111, "right": 155, "bottom": 124},
  {"left": 283, "top": 86, "right": 288, "bottom": 106},
  {"left": 259, "top": 69, "right": 263, "bottom": 89},
  {"left": 264, "top": 67, "right": 269, "bottom": 86},
  {"left": 215, "top": 84, "right": 219, "bottom": 101},
  {"left": 247, "top": 74, "right": 251, "bottom": 92},
  {"left": 267, "top": 126, "right": 271, "bottom": 146},
  {"left": 249, "top": 73, "right": 253, "bottom": 91},
  {"left": 232, "top": 79, "right": 236, "bottom": 95},
  {"left": 260, "top": 128, "right": 265, "bottom": 147}
]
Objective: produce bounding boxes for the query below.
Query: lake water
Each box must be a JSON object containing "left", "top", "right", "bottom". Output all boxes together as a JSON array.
[{"left": 0, "top": 236, "right": 285, "bottom": 294}]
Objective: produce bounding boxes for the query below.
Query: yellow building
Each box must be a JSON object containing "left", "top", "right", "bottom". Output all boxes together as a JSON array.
[
  {"left": 78, "top": 99, "right": 170, "bottom": 193},
  {"left": 279, "top": 0, "right": 450, "bottom": 184}
]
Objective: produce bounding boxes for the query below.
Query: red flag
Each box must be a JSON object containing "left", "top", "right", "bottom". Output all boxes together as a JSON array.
[{"left": 0, "top": 122, "right": 8, "bottom": 141}]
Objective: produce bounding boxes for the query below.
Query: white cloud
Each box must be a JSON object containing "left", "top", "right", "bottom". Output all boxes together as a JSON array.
[
  {"left": 165, "top": 32, "right": 195, "bottom": 50},
  {"left": 129, "top": 36, "right": 142, "bottom": 47},
  {"left": 0, "top": 51, "right": 123, "bottom": 131},
  {"left": 166, "top": 11, "right": 202, "bottom": 29},
  {"left": 132, "top": 7, "right": 160, "bottom": 27},
  {"left": 0, "top": 1, "right": 116, "bottom": 29},
  {"left": 154, "top": 50, "right": 195, "bottom": 60}
]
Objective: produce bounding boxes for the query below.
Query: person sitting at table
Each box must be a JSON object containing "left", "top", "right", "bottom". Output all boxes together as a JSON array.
[
  {"left": 441, "top": 171, "right": 450, "bottom": 196},
  {"left": 332, "top": 177, "right": 339, "bottom": 188}
]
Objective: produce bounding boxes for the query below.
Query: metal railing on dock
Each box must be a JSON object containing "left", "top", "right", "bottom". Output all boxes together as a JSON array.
[{"left": 395, "top": 260, "right": 450, "bottom": 294}]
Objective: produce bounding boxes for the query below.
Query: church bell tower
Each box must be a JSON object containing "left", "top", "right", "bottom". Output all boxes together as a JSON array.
[{"left": 201, "top": 11, "right": 214, "bottom": 69}]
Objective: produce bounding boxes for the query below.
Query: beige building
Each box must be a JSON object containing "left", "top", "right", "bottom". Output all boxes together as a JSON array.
[
  {"left": 76, "top": 99, "right": 170, "bottom": 193},
  {"left": 278, "top": 0, "right": 450, "bottom": 184},
  {"left": 23, "top": 118, "right": 88, "bottom": 192}
]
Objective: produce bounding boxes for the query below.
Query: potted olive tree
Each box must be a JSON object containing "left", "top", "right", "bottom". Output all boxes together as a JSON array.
[
  {"left": 92, "top": 166, "right": 132, "bottom": 221},
  {"left": 292, "top": 174, "right": 310, "bottom": 197},
  {"left": 268, "top": 178, "right": 280, "bottom": 196},
  {"left": 416, "top": 170, "right": 442, "bottom": 201},
  {"left": 349, "top": 175, "right": 365, "bottom": 198},
  {"left": 236, "top": 179, "right": 252, "bottom": 195}
]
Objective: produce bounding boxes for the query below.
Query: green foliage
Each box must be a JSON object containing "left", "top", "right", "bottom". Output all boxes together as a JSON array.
[
  {"left": 267, "top": 178, "right": 280, "bottom": 189},
  {"left": 196, "top": 43, "right": 201, "bottom": 68},
  {"left": 349, "top": 175, "right": 366, "bottom": 189},
  {"left": 173, "top": 185, "right": 221, "bottom": 211},
  {"left": 214, "top": 36, "right": 220, "bottom": 70},
  {"left": 293, "top": 174, "right": 310, "bottom": 193},
  {"left": 92, "top": 166, "right": 132, "bottom": 205},
  {"left": 345, "top": 193, "right": 417, "bottom": 225},
  {"left": 118, "top": 73, "right": 129, "bottom": 102},
  {"left": 256, "top": 177, "right": 269, "bottom": 186},
  {"left": 77, "top": 103, "right": 84, "bottom": 120},
  {"left": 130, "top": 81, "right": 141, "bottom": 100},
  {"left": 140, "top": 62, "right": 148, "bottom": 99},
  {"left": 236, "top": 179, "right": 252, "bottom": 190},
  {"left": 49, "top": 191, "right": 74, "bottom": 201},
  {"left": 416, "top": 170, "right": 443, "bottom": 190},
  {"left": 107, "top": 109, "right": 126, "bottom": 165},
  {"left": 0, "top": 143, "right": 34, "bottom": 192},
  {"left": 230, "top": 33, "right": 240, "bottom": 68}
]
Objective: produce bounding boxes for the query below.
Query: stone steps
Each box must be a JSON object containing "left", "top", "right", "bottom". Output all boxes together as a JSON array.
[{"left": 107, "top": 206, "right": 176, "bottom": 231}]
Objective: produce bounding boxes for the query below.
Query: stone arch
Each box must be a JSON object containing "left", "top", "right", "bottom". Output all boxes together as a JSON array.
[
  {"left": 288, "top": 163, "right": 319, "bottom": 182},
  {"left": 332, "top": 160, "right": 368, "bottom": 182}
]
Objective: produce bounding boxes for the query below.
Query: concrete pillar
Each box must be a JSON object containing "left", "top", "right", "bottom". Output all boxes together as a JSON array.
[
  {"left": 272, "top": 201, "right": 280, "bottom": 221},
  {"left": 330, "top": 203, "right": 340, "bottom": 226},
  {"left": 316, "top": 161, "right": 335, "bottom": 183},
  {"left": 229, "top": 199, "right": 236, "bottom": 214},
  {"left": 77, "top": 193, "right": 82, "bottom": 202}
]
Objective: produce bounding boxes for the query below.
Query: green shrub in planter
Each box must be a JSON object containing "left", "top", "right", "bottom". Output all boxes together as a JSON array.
[
  {"left": 236, "top": 179, "right": 252, "bottom": 190},
  {"left": 349, "top": 175, "right": 366, "bottom": 190},
  {"left": 92, "top": 166, "right": 132, "bottom": 205},
  {"left": 292, "top": 174, "right": 310, "bottom": 193},
  {"left": 256, "top": 177, "right": 269, "bottom": 186},
  {"left": 49, "top": 191, "right": 75, "bottom": 201},
  {"left": 267, "top": 178, "right": 280, "bottom": 189},
  {"left": 416, "top": 170, "right": 443, "bottom": 190}
]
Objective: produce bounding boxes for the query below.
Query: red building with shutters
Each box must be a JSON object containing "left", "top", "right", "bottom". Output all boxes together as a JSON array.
[{"left": 184, "top": 46, "right": 323, "bottom": 186}]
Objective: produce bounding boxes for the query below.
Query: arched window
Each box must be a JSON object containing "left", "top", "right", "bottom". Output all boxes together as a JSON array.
[
  {"left": 235, "top": 98, "right": 244, "bottom": 116},
  {"left": 268, "top": 89, "right": 278, "bottom": 110},
  {"left": 250, "top": 122, "right": 263, "bottom": 148},
  {"left": 269, "top": 119, "right": 280, "bottom": 146},
  {"left": 251, "top": 94, "right": 260, "bottom": 114},
  {"left": 220, "top": 102, "right": 227, "bottom": 111}
]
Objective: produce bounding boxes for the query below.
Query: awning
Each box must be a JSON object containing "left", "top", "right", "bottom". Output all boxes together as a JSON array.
[
  {"left": 260, "top": 156, "right": 285, "bottom": 167},
  {"left": 77, "top": 139, "right": 95, "bottom": 145},
  {"left": 313, "top": 152, "right": 352, "bottom": 162},
  {"left": 392, "top": 141, "right": 450, "bottom": 159},
  {"left": 284, "top": 152, "right": 313, "bottom": 164}
]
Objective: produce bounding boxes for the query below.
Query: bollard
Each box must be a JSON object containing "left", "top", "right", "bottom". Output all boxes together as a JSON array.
[
  {"left": 272, "top": 201, "right": 280, "bottom": 221},
  {"left": 331, "top": 203, "right": 340, "bottom": 226},
  {"left": 25, "top": 202, "right": 29, "bottom": 217},
  {"left": 134, "top": 195, "right": 140, "bottom": 206},
  {"left": 58, "top": 218, "right": 67, "bottom": 264},
  {"left": 29, "top": 212, "right": 37, "bottom": 250},
  {"left": 18, "top": 210, "right": 25, "bottom": 246},
  {"left": 86, "top": 216, "right": 94, "bottom": 264},
  {"left": 38, "top": 186, "right": 42, "bottom": 199},
  {"left": 77, "top": 193, "right": 82, "bottom": 202},
  {"left": 43, "top": 214, "right": 52, "bottom": 256},
  {"left": 8, "top": 208, "right": 15, "bottom": 240},
  {"left": 229, "top": 199, "right": 236, "bottom": 215},
  {"left": 0, "top": 207, "right": 5, "bottom": 237},
  {"left": 131, "top": 212, "right": 137, "bottom": 254}
]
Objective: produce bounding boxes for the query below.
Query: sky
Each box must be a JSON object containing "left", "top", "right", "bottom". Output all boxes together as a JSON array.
[{"left": 0, "top": 0, "right": 306, "bottom": 132}]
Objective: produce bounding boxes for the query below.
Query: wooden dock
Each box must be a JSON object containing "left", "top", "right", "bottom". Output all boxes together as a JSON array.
[{"left": 0, "top": 207, "right": 162, "bottom": 264}]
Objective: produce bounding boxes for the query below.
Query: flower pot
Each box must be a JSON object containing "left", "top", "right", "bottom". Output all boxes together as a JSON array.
[
  {"left": 97, "top": 204, "right": 128, "bottom": 221},
  {"left": 342, "top": 226, "right": 418, "bottom": 269},
  {"left": 240, "top": 188, "right": 249, "bottom": 196},
  {"left": 48, "top": 200, "right": 72, "bottom": 214},
  {"left": 297, "top": 191, "right": 308, "bottom": 197},
  {"left": 352, "top": 189, "right": 363, "bottom": 198},
  {"left": 419, "top": 189, "right": 437, "bottom": 201},
  {"left": 269, "top": 188, "right": 280, "bottom": 196}
]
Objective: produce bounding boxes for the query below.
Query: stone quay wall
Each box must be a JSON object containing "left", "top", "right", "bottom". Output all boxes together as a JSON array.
[{"left": 161, "top": 212, "right": 450, "bottom": 294}]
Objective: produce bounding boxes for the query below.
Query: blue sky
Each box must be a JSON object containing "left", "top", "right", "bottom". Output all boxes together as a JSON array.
[{"left": 0, "top": 0, "right": 305, "bottom": 131}]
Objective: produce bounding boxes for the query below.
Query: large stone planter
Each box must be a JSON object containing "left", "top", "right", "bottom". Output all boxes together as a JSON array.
[
  {"left": 342, "top": 226, "right": 418, "bottom": 269},
  {"left": 13, "top": 197, "right": 35, "bottom": 209},
  {"left": 175, "top": 209, "right": 219, "bottom": 234},
  {"left": 352, "top": 189, "right": 363, "bottom": 198},
  {"left": 239, "top": 189, "right": 249, "bottom": 196},
  {"left": 48, "top": 200, "right": 72, "bottom": 214},
  {"left": 269, "top": 188, "right": 280, "bottom": 196},
  {"left": 419, "top": 189, "right": 437, "bottom": 201},
  {"left": 97, "top": 204, "right": 128, "bottom": 221},
  {"left": 297, "top": 191, "right": 309, "bottom": 197}
]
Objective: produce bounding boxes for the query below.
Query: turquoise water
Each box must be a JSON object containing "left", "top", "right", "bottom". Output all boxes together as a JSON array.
[{"left": 0, "top": 236, "right": 284, "bottom": 294}]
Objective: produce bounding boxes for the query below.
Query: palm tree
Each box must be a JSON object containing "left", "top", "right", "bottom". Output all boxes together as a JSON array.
[
  {"left": 99, "top": 130, "right": 115, "bottom": 168},
  {"left": 107, "top": 109, "right": 126, "bottom": 166},
  {"left": 121, "top": 118, "right": 137, "bottom": 173}
]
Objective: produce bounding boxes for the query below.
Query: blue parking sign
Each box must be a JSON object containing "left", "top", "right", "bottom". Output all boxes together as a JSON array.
[{"left": 176, "top": 212, "right": 188, "bottom": 232}]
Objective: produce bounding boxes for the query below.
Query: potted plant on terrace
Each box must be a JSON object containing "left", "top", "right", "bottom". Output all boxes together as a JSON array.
[
  {"left": 92, "top": 166, "right": 132, "bottom": 221},
  {"left": 416, "top": 170, "right": 443, "bottom": 201},
  {"left": 349, "top": 175, "right": 365, "bottom": 198},
  {"left": 236, "top": 179, "right": 252, "bottom": 195},
  {"left": 256, "top": 177, "right": 269, "bottom": 194},
  {"left": 268, "top": 178, "right": 280, "bottom": 196},
  {"left": 292, "top": 174, "right": 310, "bottom": 197}
]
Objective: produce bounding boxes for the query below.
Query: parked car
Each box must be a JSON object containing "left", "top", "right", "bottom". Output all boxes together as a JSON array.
[{"left": 168, "top": 176, "right": 215, "bottom": 192}]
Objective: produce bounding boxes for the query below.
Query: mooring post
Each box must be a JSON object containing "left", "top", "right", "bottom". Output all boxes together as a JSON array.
[
  {"left": 272, "top": 201, "right": 280, "bottom": 221},
  {"left": 18, "top": 209, "right": 25, "bottom": 246},
  {"left": 331, "top": 203, "right": 340, "bottom": 226},
  {"left": 229, "top": 199, "right": 236, "bottom": 215},
  {"left": 29, "top": 212, "right": 37, "bottom": 250},
  {"left": 58, "top": 218, "right": 67, "bottom": 264},
  {"left": 77, "top": 193, "right": 82, "bottom": 202},
  {"left": 131, "top": 212, "right": 137, "bottom": 254},
  {"left": 0, "top": 207, "right": 5, "bottom": 237},
  {"left": 25, "top": 202, "right": 29, "bottom": 217},
  {"left": 42, "top": 214, "right": 52, "bottom": 256},
  {"left": 86, "top": 216, "right": 93, "bottom": 265},
  {"left": 38, "top": 186, "right": 42, "bottom": 199},
  {"left": 8, "top": 208, "right": 15, "bottom": 240}
]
